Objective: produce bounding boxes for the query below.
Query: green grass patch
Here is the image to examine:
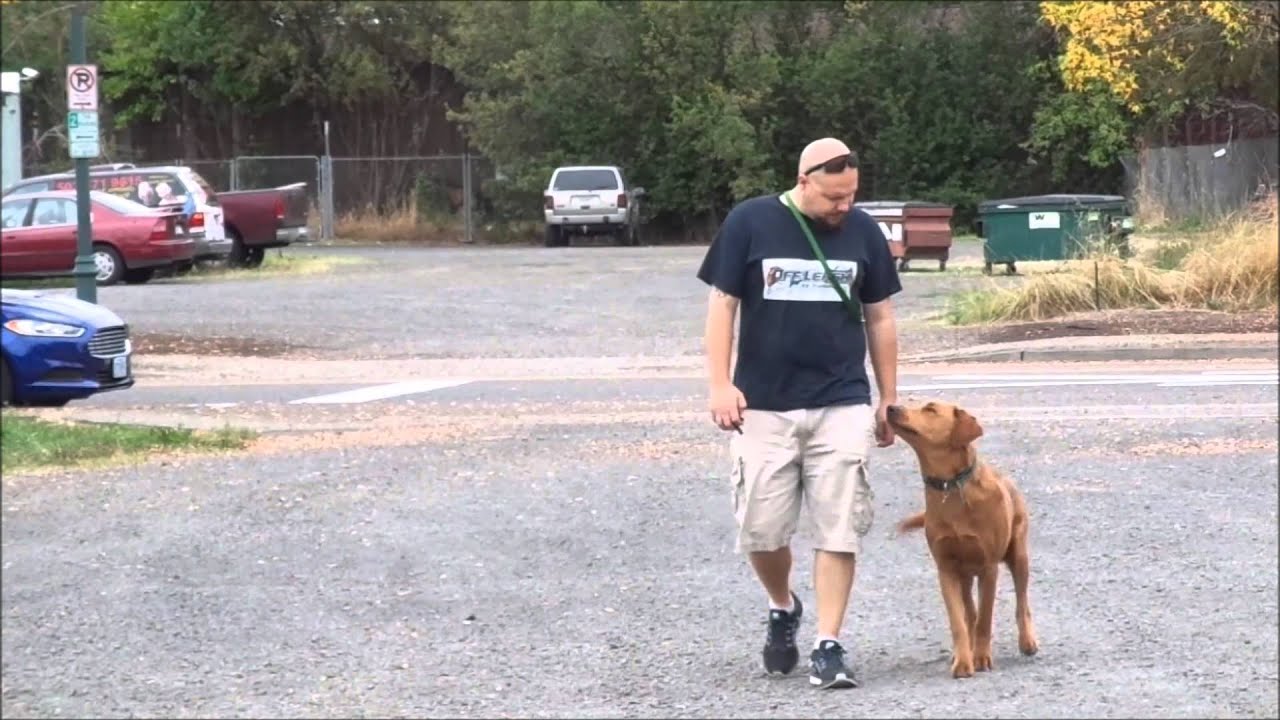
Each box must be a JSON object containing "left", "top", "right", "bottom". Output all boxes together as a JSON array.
[
  {"left": 943, "top": 288, "right": 1018, "bottom": 324},
  {"left": 1148, "top": 238, "right": 1195, "bottom": 270},
  {"left": 1, "top": 277, "right": 75, "bottom": 290},
  {"left": 1, "top": 415, "right": 255, "bottom": 472}
]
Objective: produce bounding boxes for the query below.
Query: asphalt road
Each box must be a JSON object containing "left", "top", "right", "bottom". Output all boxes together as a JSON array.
[{"left": 3, "top": 362, "right": 1277, "bottom": 718}]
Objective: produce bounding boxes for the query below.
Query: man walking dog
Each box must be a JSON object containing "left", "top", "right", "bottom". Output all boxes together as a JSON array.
[{"left": 697, "top": 137, "right": 902, "bottom": 689}]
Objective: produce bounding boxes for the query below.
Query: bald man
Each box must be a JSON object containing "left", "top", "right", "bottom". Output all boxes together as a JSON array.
[{"left": 696, "top": 138, "right": 901, "bottom": 690}]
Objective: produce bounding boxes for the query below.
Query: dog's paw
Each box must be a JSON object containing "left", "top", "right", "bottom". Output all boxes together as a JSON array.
[
  {"left": 1019, "top": 631, "right": 1039, "bottom": 656},
  {"left": 972, "top": 637, "right": 994, "bottom": 671},
  {"left": 950, "top": 654, "right": 974, "bottom": 679},
  {"left": 973, "top": 650, "right": 993, "bottom": 672}
]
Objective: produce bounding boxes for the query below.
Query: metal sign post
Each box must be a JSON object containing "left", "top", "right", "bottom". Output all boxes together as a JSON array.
[{"left": 68, "top": 8, "right": 98, "bottom": 303}]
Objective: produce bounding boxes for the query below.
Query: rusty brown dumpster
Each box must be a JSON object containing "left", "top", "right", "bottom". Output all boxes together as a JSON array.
[{"left": 856, "top": 201, "right": 956, "bottom": 271}]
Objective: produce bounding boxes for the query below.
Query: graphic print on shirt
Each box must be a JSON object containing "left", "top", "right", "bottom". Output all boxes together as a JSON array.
[{"left": 761, "top": 257, "right": 860, "bottom": 302}]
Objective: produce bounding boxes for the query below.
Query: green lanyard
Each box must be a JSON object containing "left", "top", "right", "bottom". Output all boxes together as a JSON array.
[{"left": 781, "top": 191, "right": 863, "bottom": 323}]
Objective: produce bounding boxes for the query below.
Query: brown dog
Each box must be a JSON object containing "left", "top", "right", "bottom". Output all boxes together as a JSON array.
[{"left": 887, "top": 401, "right": 1039, "bottom": 678}]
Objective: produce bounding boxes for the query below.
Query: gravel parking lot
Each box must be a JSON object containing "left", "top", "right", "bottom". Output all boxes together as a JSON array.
[
  {"left": 3, "top": 377, "right": 1277, "bottom": 718},
  {"left": 3, "top": 241, "right": 1276, "bottom": 719},
  {"left": 84, "top": 241, "right": 999, "bottom": 361}
]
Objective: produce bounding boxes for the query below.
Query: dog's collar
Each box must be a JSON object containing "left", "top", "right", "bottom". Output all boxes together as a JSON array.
[{"left": 923, "top": 461, "right": 976, "bottom": 493}]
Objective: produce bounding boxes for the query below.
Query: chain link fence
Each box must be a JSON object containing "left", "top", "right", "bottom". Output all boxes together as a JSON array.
[
  {"left": 211, "top": 154, "right": 522, "bottom": 243},
  {"left": 1123, "top": 136, "right": 1279, "bottom": 224}
]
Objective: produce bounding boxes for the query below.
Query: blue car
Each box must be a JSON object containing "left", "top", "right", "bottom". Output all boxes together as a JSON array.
[{"left": 1, "top": 289, "right": 134, "bottom": 407}]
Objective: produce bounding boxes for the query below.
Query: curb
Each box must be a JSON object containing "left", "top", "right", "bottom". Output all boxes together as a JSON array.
[{"left": 904, "top": 343, "right": 1278, "bottom": 365}]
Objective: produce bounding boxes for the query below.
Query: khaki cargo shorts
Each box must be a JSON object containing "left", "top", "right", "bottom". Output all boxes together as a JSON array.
[{"left": 727, "top": 403, "right": 876, "bottom": 555}]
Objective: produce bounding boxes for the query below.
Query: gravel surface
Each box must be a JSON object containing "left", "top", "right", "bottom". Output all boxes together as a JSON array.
[
  {"left": 3, "top": 381, "right": 1277, "bottom": 718},
  {"left": 5, "top": 238, "right": 1277, "bottom": 717},
  {"left": 61, "top": 243, "right": 1002, "bottom": 361}
]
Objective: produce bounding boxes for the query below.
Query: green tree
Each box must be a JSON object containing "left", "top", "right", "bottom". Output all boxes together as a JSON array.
[{"left": 1, "top": 0, "right": 114, "bottom": 170}]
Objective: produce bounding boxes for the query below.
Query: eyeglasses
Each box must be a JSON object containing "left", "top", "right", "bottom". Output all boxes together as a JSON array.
[{"left": 803, "top": 152, "right": 859, "bottom": 176}]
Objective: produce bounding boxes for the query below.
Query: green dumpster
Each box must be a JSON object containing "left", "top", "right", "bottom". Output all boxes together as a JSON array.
[{"left": 976, "top": 194, "right": 1134, "bottom": 274}]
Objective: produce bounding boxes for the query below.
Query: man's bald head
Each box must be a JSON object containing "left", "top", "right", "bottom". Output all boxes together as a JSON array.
[
  {"left": 793, "top": 137, "right": 860, "bottom": 229},
  {"left": 797, "top": 137, "right": 852, "bottom": 178}
]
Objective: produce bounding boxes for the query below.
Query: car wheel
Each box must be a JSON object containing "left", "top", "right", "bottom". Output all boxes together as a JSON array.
[
  {"left": 1, "top": 356, "right": 13, "bottom": 406},
  {"left": 244, "top": 247, "right": 265, "bottom": 268},
  {"left": 227, "top": 229, "right": 252, "bottom": 268},
  {"left": 123, "top": 268, "right": 155, "bottom": 284},
  {"left": 93, "top": 244, "right": 125, "bottom": 286},
  {"left": 544, "top": 225, "right": 567, "bottom": 248}
]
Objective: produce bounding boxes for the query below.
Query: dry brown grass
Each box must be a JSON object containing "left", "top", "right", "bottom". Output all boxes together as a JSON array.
[
  {"left": 333, "top": 200, "right": 542, "bottom": 245},
  {"left": 335, "top": 202, "right": 461, "bottom": 244},
  {"left": 948, "top": 194, "right": 1279, "bottom": 324},
  {"left": 1179, "top": 195, "right": 1280, "bottom": 310}
]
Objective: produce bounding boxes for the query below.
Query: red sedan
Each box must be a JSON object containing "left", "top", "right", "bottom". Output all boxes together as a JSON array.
[{"left": 1, "top": 189, "right": 196, "bottom": 286}]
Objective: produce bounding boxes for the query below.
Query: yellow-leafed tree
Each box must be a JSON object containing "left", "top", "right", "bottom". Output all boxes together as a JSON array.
[{"left": 1040, "top": 1, "right": 1278, "bottom": 124}]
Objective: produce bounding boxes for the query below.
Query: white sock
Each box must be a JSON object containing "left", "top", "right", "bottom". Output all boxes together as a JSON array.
[
  {"left": 768, "top": 595, "right": 795, "bottom": 614},
  {"left": 815, "top": 635, "right": 839, "bottom": 649}
]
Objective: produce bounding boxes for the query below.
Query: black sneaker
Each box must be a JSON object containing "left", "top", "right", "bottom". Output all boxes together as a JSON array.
[
  {"left": 762, "top": 592, "right": 803, "bottom": 674},
  {"left": 809, "top": 639, "right": 858, "bottom": 689}
]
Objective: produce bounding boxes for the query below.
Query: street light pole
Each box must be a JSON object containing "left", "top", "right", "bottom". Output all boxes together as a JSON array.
[{"left": 70, "top": 6, "right": 96, "bottom": 303}]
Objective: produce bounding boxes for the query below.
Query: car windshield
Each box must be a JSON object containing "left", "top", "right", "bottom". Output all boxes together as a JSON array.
[{"left": 553, "top": 170, "right": 619, "bottom": 191}]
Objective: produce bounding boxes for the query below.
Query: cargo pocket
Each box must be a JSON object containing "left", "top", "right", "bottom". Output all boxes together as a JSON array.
[
  {"left": 729, "top": 436, "right": 747, "bottom": 518},
  {"left": 847, "top": 457, "right": 875, "bottom": 537}
]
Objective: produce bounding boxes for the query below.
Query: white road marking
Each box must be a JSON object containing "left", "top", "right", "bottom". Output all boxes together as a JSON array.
[
  {"left": 289, "top": 379, "right": 474, "bottom": 405},
  {"left": 901, "top": 369, "right": 1276, "bottom": 393},
  {"left": 170, "top": 367, "right": 1276, "bottom": 408}
]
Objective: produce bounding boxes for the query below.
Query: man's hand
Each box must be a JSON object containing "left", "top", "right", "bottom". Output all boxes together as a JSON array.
[
  {"left": 709, "top": 382, "right": 748, "bottom": 432},
  {"left": 874, "top": 401, "right": 896, "bottom": 447},
  {"left": 864, "top": 297, "right": 899, "bottom": 448}
]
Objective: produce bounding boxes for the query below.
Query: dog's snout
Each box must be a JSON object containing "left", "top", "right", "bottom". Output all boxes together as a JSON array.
[{"left": 887, "top": 404, "right": 903, "bottom": 418}]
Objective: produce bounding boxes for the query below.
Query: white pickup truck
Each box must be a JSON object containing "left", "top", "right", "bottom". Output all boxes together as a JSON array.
[{"left": 542, "top": 165, "right": 645, "bottom": 247}]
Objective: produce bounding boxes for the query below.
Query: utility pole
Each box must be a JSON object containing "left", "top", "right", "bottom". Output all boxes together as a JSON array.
[{"left": 68, "top": 5, "right": 98, "bottom": 303}]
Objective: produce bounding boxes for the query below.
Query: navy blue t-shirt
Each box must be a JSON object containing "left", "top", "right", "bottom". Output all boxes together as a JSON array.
[{"left": 696, "top": 193, "right": 902, "bottom": 412}]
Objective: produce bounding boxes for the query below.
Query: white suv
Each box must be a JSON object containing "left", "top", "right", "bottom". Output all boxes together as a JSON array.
[{"left": 543, "top": 165, "right": 645, "bottom": 247}]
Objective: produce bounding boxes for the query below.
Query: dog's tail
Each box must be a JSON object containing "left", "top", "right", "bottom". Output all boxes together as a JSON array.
[{"left": 895, "top": 512, "right": 925, "bottom": 536}]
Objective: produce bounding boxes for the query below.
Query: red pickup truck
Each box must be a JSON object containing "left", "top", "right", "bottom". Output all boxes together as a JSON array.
[{"left": 219, "top": 182, "right": 311, "bottom": 267}]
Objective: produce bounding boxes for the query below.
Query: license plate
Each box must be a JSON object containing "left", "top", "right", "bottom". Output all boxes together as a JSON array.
[{"left": 111, "top": 355, "right": 129, "bottom": 379}]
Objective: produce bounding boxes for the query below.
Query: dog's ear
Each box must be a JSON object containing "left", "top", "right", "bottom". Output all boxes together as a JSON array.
[{"left": 950, "top": 408, "right": 984, "bottom": 447}]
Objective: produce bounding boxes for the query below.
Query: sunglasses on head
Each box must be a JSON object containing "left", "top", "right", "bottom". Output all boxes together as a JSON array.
[{"left": 803, "top": 152, "right": 859, "bottom": 176}]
